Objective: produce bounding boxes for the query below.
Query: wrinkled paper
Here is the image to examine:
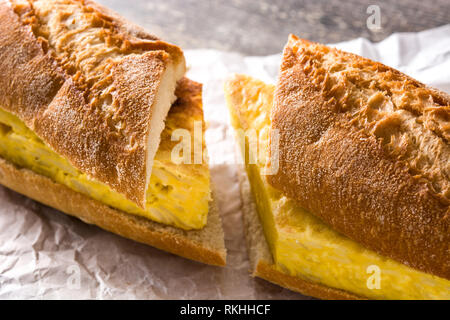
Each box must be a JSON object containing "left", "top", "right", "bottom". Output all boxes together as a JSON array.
[{"left": 0, "top": 25, "right": 449, "bottom": 299}]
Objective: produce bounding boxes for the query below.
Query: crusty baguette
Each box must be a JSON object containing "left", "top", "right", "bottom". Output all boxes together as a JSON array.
[
  {"left": 236, "top": 160, "right": 363, "bottom": 299},
  {"left": 0, "top": 155, "right": 227, "bottom": 266},
  {"left": 268, "top": 35, "right": 449, "bottom": 279},
  {"left": 0, "top": 0, "right": 186, "bottom": 207},
  {"left": 0, "top": 67, "right": 226, "bottom": 265}
]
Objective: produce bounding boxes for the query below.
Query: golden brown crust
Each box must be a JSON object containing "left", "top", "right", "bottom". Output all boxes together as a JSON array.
[
  {"left": 269, "top": 35, "right": 449, "bottom": 279},
  {"left": 81, "top": 0, "right": 185, "bottom": 67},
  {"left": 0, "top": 0, "right": 186, "bottom": 207},
  {"left": 82, "top": 0, "right": 159, "bottom": 41},
  {"left": 253, "top": 261, "right": 364, "bottom": 300}
]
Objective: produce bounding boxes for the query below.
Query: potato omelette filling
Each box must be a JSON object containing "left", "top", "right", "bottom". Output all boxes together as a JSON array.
[
  {"left": 0, "top": 88, "right": 210, "bottom": 230},
  {"left": 225, "top": 74, "right": 450, "bottom": 300}
]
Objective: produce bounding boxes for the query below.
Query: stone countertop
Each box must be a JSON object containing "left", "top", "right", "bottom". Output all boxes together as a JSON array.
[{"left": 96, "top": 0, "right": 449, "bottom": 55}]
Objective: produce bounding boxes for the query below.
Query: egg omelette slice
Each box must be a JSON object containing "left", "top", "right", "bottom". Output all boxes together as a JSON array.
[{"left": 0, "top": 78, "right": 209, "bottom": 230}]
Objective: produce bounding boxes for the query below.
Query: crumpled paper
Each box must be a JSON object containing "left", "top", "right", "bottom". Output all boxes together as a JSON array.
[{"left": 0, "top": 25, "right": 449, "bottom": 299}]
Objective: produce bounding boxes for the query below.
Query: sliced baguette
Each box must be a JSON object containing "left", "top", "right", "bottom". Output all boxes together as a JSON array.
[
  {"left": 0, "top": 0, "right": 186, "bottom": 207},
  {"left": 0, "top": 72, "right": 226, "bottom": 266},
  {"left": 269, "top": 35, "right": 449, "bottom": 279}
]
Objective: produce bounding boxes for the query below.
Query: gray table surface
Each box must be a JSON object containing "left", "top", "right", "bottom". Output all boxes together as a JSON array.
[{"left": 96, "top": 0, "right": 450, "bottom": 55}]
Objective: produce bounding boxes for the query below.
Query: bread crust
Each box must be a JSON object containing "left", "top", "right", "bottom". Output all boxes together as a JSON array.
[
  {"left": 269, "top": 35, "right": 449, "bottom": 279},
  {"left": 0, "top": 156, "right": 226, "bottom": 266},
  {"left": 0, "top": 0, "right": 186, "bottom": 207},
  {"left": 82, "top": 0, "right": 159, "bottom": 41},
  {"left": 253, "top": 261, "right": 363, "bottom": 300},
  {"left": 82, "top": 0, "right": 185, "bottom": 68}
]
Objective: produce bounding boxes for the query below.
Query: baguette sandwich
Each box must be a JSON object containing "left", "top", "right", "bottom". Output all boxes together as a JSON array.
[
  {"left": 0, "top": 0, "right": 226, "bottom": 266},
  {"left": 225, "top": 35, "right": 449, "bottom": 299}
]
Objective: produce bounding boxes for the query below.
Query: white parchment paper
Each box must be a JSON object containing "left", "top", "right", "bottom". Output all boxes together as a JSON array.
[{"left": 0, "top": 25, "right": 449, "bottom": 299}]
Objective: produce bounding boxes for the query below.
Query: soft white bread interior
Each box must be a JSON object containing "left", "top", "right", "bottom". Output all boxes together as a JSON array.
[{"left": 144, "top": 63, "right": 178, "bottom": 197}]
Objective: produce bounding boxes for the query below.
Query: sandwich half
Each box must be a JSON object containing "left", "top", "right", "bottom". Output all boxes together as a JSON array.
[
  {"left": 0, "top": 0, "right": 226, "bottom": 266},
  {"left": 224, "top": 35, "right": 450, "bottom": 299}
]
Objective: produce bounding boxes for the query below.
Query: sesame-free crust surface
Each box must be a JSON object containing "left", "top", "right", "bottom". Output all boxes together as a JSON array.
[
  {"left": 0, "top": 0, "right": 186, "bottom": 207},
  {"left": 269, "top": 35, "right": 449, "bottom": 279}
]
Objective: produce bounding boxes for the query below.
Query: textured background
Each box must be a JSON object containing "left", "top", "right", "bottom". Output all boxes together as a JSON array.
[{"left": 96, "top": 0, "right": 450, "bottom": 55}]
